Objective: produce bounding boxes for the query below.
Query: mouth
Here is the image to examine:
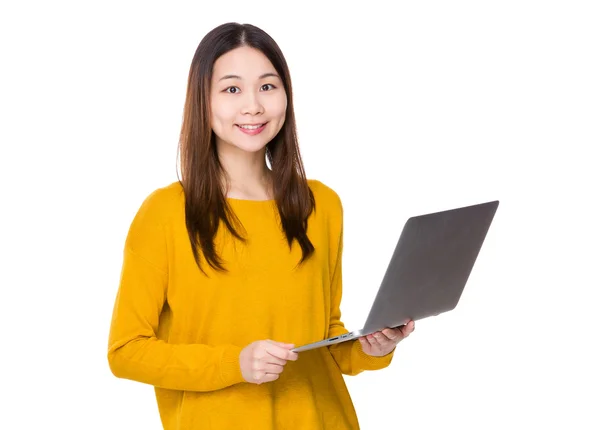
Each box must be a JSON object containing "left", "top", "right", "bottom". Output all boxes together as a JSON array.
[{"left": 236, "top": 122, "right": 268, "bottom": 135}]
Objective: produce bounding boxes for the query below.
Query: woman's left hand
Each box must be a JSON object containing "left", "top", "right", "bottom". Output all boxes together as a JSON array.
[{"left": 358, "top": 320, "right": 415, "bottom": 357}]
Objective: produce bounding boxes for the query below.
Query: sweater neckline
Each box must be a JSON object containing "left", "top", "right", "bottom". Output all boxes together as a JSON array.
[{"left": 226, "top": 197, "right": 275, "bottom": 203}]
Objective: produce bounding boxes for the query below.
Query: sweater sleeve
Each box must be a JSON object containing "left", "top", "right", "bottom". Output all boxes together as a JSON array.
[
  {"left": 326, "top": 192, "right": 395, "bottom": 375},
  {"left": 107, "top": 189, "right": 245, "bottom": 392}
]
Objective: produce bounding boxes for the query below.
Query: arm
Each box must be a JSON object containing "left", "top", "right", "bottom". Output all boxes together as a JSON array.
[
  {"left": 107, "top": 190, "right": 245, "bottom": 392},
  {"left": 326, "top": 199, "right": 395, "bottom": 375}
]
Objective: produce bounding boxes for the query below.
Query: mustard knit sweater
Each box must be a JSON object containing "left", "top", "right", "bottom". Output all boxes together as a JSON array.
[{"left": 108, "top": 179, "right": 394, "bottom": 429}]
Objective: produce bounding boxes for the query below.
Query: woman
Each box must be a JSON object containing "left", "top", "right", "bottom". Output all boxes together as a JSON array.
[{"left": 108, "top": 22, "right": 415, "bottom": 429}]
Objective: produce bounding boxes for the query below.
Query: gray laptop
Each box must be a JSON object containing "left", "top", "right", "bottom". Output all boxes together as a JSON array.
[{"left": 292, "top": 200, "right": 499, "bottom": 353}]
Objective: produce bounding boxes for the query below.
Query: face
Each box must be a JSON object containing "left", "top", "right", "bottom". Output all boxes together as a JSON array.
[{"left": 210, "top": 46, "right": 288, "bottom": 154}]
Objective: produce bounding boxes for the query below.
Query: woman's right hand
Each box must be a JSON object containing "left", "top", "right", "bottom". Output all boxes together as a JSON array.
[{"left": 239, "top": 340, "right": 298, "bottom": 384}]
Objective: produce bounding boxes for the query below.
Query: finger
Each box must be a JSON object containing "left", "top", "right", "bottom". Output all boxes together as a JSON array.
[
  {"left": 264, "top": 355, "right": 287, "bottom": 366},
  {"left": 373, "top": 332, "right": 393, "bottom": 347},
  {"left": 359, "top": 336, "right": 374, "bottom": 353},
  {"left": 382, "top": 328, "right": 401, "bottom": 341},
  {"left": 252, "top": 370, "right": 266, "bottom": 381},
  {"left": 366, "top": 334, "right": 381, "bottom": 348},
  {"left": 262, "top": 363, "right": 285, "bottom": 374},
  {"left": 259, "top": 373, "right": 280, "bottom": 384},
  {"left": 265, "top": 344, "right": 298, "bottom": 361},
  {"left": 402, "top": 321, "right": 415, "bottom": 337},
  {"left": 267, "top": 340, "right": 295, "bottom": 349},
  {"left": 278, "top": 348, "right": 298, "bottom": 361}
]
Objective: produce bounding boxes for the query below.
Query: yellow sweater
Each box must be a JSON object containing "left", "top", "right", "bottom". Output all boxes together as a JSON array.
[{"left": 108, "top": 179, "right": 394, "bottom": 429}]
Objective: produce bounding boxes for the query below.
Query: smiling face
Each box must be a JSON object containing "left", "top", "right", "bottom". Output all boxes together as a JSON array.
[{"left": 210, "top": 46, "right": 288, "bottom": 154}]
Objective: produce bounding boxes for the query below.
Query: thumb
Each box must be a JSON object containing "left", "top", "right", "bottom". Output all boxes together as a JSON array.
[
  {"left": 266, "top": 340, "right": 295, "bottom": 349},
  {"left": 277, "top": 342, "right": 296, "bottom": 349}
]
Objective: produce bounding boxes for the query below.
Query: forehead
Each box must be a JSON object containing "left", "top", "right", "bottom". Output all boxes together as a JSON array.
[{"left": 212, "top": 46, "right": 277, "bottom": 79}]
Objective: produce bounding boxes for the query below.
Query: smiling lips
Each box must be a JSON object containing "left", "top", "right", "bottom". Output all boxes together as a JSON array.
[{"left": 236, "top": 122, "right": 267, "bottom": 135}]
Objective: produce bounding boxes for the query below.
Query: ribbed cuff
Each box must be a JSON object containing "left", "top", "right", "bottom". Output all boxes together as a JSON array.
[
  {"left": 220, "top": 345, "right": 245, "bottom": 387},
  {"left": 353, "top": 340, "right": 395, "bottom": 371}
]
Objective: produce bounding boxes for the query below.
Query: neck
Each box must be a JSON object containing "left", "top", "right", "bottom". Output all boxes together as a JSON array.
[{"left": 217, "top": 141, "right": 273, "bottom": 200}]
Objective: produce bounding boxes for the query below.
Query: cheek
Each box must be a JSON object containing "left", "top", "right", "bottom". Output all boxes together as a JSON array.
[
  {"left": 268, "top": 94, "right": 287, "bottom": 120},
  {"left": 210, "top": 104, "right": 235, "bottom": 129}
]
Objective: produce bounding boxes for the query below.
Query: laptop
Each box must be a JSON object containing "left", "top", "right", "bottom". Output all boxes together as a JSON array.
[{"left": 292, "top": 200, "right": 499, "bottom": 353}]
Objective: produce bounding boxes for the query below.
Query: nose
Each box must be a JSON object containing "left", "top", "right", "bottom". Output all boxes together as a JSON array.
[{"left": 241, "top": 91, "right": 264, "bottom": 116}]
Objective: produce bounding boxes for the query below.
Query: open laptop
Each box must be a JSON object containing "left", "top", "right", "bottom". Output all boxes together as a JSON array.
[{"left": 292, "top": 200, "right": 499, "bottom": 353}]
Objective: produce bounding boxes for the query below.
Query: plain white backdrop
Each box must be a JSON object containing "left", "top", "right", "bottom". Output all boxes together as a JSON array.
[{"left": 1, "top": 1, "right": 599, "bottom": 429}]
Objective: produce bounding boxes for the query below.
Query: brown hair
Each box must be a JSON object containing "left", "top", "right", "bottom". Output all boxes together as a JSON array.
[{"left": 177, "top": 22, "right": 315, "bottom": 275}]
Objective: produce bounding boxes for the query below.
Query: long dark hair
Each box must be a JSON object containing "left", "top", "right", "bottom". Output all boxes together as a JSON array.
[{"left": 177, "top": 22, "right": 315, "bottom": 275}]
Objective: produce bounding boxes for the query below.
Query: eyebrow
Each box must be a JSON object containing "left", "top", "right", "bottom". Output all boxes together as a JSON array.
[{"left": 218, "top": 73, "right": 281, "bottom": 82}]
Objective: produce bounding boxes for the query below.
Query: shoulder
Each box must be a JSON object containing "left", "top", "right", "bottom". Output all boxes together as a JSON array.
[
  {"left": 308, "top": 179, "right": 342, "bottom": 206},
  {"left": 132, "top": 180, "right": 184, "bottom": 226},
  {"left": 307, "top": 178, "right": 343, "bottom": 219},
  {"left": 125, "top": 181, "right": 184, "bottom": 250}
]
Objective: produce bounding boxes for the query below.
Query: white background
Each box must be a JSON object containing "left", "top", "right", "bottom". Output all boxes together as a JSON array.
[{"left": 1, "top": 1, "right": 599, "bottom": 429}]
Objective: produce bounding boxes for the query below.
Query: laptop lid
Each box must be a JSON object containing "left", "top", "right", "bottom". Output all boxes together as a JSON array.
[{"left": 360, "top": 200, "right": 499, "bottom": 334}]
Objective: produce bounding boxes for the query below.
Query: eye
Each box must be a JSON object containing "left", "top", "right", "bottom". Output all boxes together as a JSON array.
[
  {"left": 260, "top": 84, "right": 276, "bottom": 91},
  {"left": 224, "top": 86, "right": 240, "bottom": 94}
]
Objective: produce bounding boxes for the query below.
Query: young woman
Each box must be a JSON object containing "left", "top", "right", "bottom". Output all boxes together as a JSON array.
[{"left": 108, "top": 22, "right": 415, "bottom": 430}]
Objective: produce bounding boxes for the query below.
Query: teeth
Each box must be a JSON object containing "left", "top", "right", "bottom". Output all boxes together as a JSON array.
[{"left": 239, "top": 124, "right": 264, "bottom": 130}]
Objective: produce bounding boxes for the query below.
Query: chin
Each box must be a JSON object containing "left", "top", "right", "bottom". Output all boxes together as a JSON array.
[{"left": 227, "top": 138, "right": 270, "bottom": 154}]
